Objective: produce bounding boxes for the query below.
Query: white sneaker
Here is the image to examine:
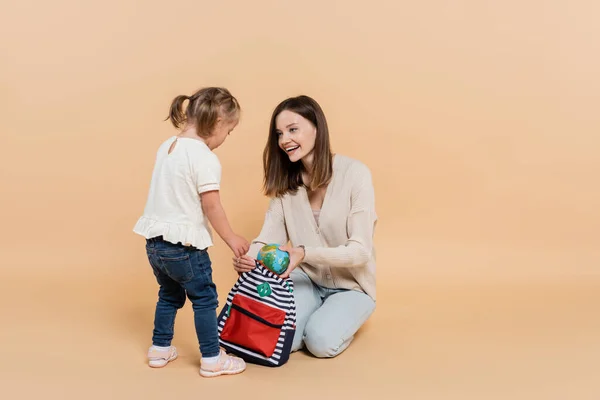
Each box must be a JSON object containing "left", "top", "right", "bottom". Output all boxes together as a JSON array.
[{"left": 147, "top": 345, "right": 178, "bottom": 368}]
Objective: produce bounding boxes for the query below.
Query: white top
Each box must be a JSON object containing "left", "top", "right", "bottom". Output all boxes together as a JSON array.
[{"left": 133, "top": 136, "right": 221, "bottom": 250}]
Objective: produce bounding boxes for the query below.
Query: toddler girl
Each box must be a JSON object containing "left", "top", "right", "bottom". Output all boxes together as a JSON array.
[{"left": 133, "top": 87, "right": 248, "bottom": 377}]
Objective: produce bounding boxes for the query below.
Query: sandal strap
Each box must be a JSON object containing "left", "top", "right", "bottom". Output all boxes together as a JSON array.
[{"left": 148, "top": 348, "right": 172, "bottom": 359}]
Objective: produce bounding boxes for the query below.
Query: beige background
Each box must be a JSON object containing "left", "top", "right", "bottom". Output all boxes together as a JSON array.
[{"left": 1, "top": 1, "right": 599, "bottom": 399}]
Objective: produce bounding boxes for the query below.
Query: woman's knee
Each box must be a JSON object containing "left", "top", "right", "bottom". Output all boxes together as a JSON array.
[{"left": 303, "top": 325, "right": 353, "bottom": 358}]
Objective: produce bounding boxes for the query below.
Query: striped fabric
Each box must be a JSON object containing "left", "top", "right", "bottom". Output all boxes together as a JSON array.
[{"left": 217, "top": 263, "right": 296, "bottom": 367}]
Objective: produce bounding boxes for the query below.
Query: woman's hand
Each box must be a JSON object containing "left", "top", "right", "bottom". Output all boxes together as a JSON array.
[
  {"left": 278, "top": 244, "right": 305, "bottom": 279},
  {"left": 232, "top": 254, "right": 256, "bottom": 274}
]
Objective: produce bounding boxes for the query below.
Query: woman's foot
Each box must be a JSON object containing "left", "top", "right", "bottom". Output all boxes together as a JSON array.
[
  {"left": 199, "top": 348, "right": 246, "bottom": 377},
  {"left": 147, "top": 345, "right": 178, "bottom": 368}
]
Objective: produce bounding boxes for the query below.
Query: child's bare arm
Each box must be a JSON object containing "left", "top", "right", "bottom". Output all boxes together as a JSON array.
[{"left": 200, "top": 190, "right": 249, "bottom": 257}]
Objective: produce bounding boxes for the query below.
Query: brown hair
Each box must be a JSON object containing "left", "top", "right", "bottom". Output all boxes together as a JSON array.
[
  {"left": 166, "top": 87, "right": 240, "bottom": 137},
  {"left": 263, "top": 95, "right": 333, "bottom": 197}
]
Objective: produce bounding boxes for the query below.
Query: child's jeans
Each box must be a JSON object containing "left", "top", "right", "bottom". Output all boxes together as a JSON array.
[{"left": 145, "top": 236, "right": 220, "bottom": 358}]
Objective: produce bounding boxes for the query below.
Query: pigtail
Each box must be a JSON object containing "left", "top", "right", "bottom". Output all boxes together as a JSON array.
[{"left": 166, "top": 95, "right": 189, "bottom": 129}]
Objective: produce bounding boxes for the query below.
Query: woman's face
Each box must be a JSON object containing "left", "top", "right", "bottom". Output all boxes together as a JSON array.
[{"left": 275, "top": 110, "right": 317, "bottom": 164}]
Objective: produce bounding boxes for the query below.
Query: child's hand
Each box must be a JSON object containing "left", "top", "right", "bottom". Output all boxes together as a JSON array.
[{"left": 227, "top": 234, "right": 249, "bottom": 258}]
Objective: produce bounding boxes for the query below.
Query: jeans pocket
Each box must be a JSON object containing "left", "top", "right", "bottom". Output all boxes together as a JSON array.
[{"left": 159, "top": 253, "right": 195, "bottom": 284}]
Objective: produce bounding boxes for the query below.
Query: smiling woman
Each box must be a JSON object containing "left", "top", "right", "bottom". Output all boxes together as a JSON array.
[
  {"left": 262, "top": 95, "right": 334, "bottom": 198},
  {"left": 232, "top": 95, "right": 378, "bottom": 359}
]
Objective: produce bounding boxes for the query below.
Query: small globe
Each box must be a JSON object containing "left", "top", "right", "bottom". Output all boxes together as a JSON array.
[{"left": 257, "top": 244, "right": 290, "bottom": 275}]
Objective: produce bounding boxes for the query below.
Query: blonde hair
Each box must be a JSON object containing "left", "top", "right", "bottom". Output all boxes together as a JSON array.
[{"left": 167, "top": 87, "right": 240, "bottom": 137}]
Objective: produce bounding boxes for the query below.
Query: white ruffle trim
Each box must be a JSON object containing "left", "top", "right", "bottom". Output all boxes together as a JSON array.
[{"left": 133, "top": 216, "right": 213, "bottom": 250}]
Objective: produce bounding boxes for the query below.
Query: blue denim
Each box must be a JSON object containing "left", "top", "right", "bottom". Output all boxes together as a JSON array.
[{"left": 145, "top": 236, "right": 220, "bottom": 358}]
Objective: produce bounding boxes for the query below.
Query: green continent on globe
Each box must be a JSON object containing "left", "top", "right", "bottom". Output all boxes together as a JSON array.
[{"left": 263, "top": 252, "right": 275, "bottom": 266}]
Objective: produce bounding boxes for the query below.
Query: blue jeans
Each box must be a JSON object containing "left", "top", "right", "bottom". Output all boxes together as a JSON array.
[{"left": 145, "top": 236, "right": 220, "bottom": 358}]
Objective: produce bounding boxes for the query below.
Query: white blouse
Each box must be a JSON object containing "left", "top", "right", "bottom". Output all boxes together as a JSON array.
[{"left": 133, "top": 136, "right": 222, "bottom": 250}]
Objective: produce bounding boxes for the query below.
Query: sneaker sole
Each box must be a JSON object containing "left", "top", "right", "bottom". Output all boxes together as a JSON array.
[{"left": 199, "top": 366, "right": 246, "bottom": 378}]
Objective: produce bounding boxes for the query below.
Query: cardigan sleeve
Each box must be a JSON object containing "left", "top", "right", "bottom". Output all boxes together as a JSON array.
[
  {"left": 246, "top": 197, "right": 289, "bottom": 258},
  {"left": 302, "top": 164, "right": 377, "bottom": 268}
]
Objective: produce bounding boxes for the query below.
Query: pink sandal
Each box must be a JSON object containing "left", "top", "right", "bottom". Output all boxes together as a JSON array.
[
  {"left": 199, "top": 348, "right": 246, "bottom": 377},
  {"left": 147, "top": 346, "right": 178, "bottom": 368}
]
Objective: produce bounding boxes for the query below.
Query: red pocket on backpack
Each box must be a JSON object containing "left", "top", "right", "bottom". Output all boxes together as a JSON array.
[{"left": 220, "top": 294, "right": 286, "bottom": 358}]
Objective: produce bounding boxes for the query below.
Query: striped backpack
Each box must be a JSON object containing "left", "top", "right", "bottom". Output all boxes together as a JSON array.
[{"left": 217, "top": 262, "right": 296, "bottom": 367}]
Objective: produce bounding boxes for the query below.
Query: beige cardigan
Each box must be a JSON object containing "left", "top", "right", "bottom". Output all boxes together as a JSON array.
[{"left": 247, "top": 154, "right": 377, "bottom": 300}]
